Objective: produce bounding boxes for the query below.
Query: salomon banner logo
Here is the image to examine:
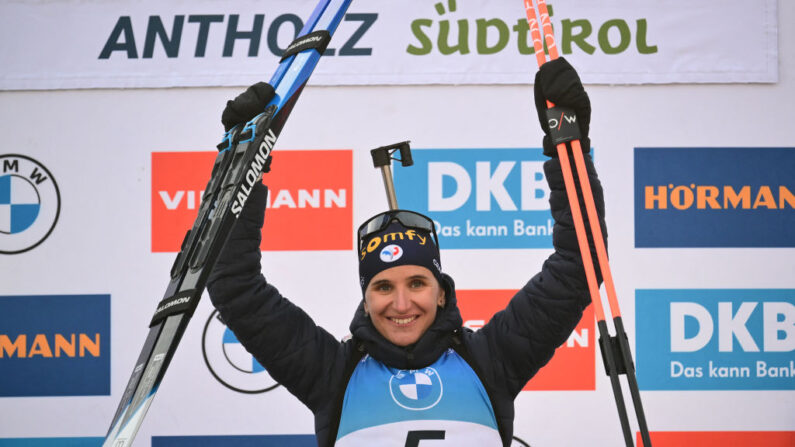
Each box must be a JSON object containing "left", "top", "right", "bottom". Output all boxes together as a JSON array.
[
  {"left": 0, "top": 154, "right": 60, "bottom": 254},
  {"left": 389, "top": 367, "right": 443, "bottom": 410},
  {"left": 393, "top": 148, "right": 553, "bottom": 249},
  {"left": 202, "top": 310, "right": 279, "bottom": 394},
  {"left": 0, "top": 294, "right": 110, "bottom": 397},
  {"left": 634, "top": 147, "right": 795, "bottom": 247},
  {"left": 636, "top": 289, "right": 795, "bottom": 390}
]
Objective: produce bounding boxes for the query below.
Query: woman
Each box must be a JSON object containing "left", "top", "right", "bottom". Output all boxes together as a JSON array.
[{"left": 207, "top": 58, "right": 605, "bottom": 446}]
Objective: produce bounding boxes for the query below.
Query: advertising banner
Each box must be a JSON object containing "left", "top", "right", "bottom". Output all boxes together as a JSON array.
[
  {"left": 634, "top": 147, "right": 795, "bottom": 248},
  {"left": 394, "top": 148, "right": 554, "bottom": 249},
  {"left": 0, "top": 0, "right": 778, "bottom": 90},
  {"left": 458, "top": 289, "right": 595, "bottom": 391},
  {"left": 0, "top": 294, "right": 111, "bottom": 397},
  {"left": 152, "top": 150, "right": 352, "bottom": 252},
  {"left": 640, "top": 431, "right": 795, "bottom": 447},
  {"left": 636, "top": 289, "right": 795, "bottom": 391}
]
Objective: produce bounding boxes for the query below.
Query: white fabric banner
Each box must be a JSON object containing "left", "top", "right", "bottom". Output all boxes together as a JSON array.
[{"left": 0, "top": 0, "right": 778, "bottom": 90}]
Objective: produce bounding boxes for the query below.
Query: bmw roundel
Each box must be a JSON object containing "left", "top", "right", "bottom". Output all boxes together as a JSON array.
[
  {"left": 0, "top": 154, "right": 60, "bottom": 254},
  {"left": 202, "top": 310, "right": 280, "bottom": 394},
  {"left": 389, "top": 367, "right": 443, "bottom": 411}
]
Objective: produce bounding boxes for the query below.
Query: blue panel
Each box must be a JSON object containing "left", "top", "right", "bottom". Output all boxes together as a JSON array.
[
  {"left": 0, "top": 295, "right": 111, "bottom": 397},
  {"left": 0, "top": 438, "right": 103, "bottom": 447},
  {"left": 393, "top": 148, "right": 554, "bottom": 249},
  {"left": 634, "top": 147, "right": 795, "bottom": 247},
  {"left": 151, "top": 435, "right": 316, "bottom": 447},
  {"left": 636, "top": 289, "right": 795, "bottom": 390}
]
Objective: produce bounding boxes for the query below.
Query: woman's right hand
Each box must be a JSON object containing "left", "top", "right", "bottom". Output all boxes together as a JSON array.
[{"left": 221, "top": 82, "right": 276, "bottom": 131}]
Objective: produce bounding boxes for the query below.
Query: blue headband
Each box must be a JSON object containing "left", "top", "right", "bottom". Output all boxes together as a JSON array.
[{"left": 358, "top": 221, "right": 443, "bottom": 294}]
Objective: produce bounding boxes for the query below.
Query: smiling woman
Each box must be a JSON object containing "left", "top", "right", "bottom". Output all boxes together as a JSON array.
[
  {"left": 364, "top": 265, "right": 445, "bottom": 347},
  {"left": 207, "top": 56, "right": 606, "bottom": 447}
]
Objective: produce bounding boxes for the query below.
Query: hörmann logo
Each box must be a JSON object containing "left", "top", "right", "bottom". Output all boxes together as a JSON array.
[
  {"left": 152, "top": 150, "right": 352, "bottom": 251},
  {"left": 393, "top": 148, "right": 554, "bottom": 249},
  {"left": 230, "top": 128, "right": 276, "bottom": 218},
  {"left": 0, "top": 294, "right": 110, "bottom": 397},
  {"left": 644, "top": 184, "right": 793, "bottom": 211},
  {"left": 0, "top": 154, "right": 61, "bottom": 254},
  {"left": 457, "top": 289, "right": 595, "bottom": 391},
  {"left": 636, "top": 289, "right": 795, "bottom": 391},
  {"left": 635, "top": 147, "right": 795, "bottom": 247}
]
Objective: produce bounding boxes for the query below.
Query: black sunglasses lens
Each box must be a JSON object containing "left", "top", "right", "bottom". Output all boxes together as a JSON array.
[
  {"left": 358, "top": 211, "right": 438, "bottom": 249},
  {"left": 395, "top": 212, "right": 434, "bottom": 232}
]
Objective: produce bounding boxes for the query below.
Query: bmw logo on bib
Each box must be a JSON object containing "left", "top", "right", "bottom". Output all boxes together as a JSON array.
[{"left": 389, "top": 367, "right": 443, "bottom": 411}]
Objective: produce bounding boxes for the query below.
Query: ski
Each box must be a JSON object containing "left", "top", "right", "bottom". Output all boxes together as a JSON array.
[
  {"left": 103, "top": 1, "right": 352, "bottom": 445},
  {"left": 522, "top": 0, "right": 652, "bottom": 446}
]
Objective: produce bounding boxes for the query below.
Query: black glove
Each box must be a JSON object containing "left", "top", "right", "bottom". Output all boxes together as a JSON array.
[
  {"left": 221, "top": 82, "right": 276, "bottom": 131},
  {"left": 534, "top": 57, "right": 591, "bottom": 157}
]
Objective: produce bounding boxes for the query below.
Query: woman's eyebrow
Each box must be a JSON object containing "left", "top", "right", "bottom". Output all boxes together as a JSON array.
[{"left": 407, "top": 274, "right": 431, "bottom": 280}]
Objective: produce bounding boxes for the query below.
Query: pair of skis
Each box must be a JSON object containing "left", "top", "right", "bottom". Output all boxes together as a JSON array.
[
  {"left": 522, "top": 1, "right": 652, "bottom": 446},
  {"left": 102, "top": 1, "right": 352, "bottom": 445}
]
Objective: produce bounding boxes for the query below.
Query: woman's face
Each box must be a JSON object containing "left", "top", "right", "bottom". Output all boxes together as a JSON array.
[{"left": 364, "top": 264, "right": 445, "bottom": 347}]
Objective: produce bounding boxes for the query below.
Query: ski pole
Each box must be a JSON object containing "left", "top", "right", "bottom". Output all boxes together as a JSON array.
[
  {"left": 522, "top": 1, "right": 652, "bottom": 446},
  {"left": 370, "top": 141, "right": 413, "bottom": 210}
]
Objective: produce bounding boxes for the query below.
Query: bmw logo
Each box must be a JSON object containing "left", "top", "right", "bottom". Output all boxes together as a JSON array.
[
  {"left": 202, "top": 310, "right": 280, "bottom": 394},
  {"left": 389, "top": 367, "right": 443, "bottom": 411},
  {"left": 0, "top": 154, "right": 60, "bottom": 254}
]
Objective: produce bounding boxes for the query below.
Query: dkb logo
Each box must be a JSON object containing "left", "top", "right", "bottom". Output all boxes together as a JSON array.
[
  {"left": 636, "top": 289, "right": 795, "bottom": 390},
  {"left": 0, "top": 154, "right": 61, "bottom": 254},
  {"left": 393, "top": 148, "right": 554, "bottom": 249}
]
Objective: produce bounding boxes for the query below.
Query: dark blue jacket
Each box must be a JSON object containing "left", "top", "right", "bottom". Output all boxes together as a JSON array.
[{"left": 207, "top": 156, "right": 606, "bottom": 446}]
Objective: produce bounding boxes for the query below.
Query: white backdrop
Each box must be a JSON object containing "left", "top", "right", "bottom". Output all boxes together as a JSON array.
[{"left": 1, "top": 1, "right": 794, "bottom": 446}]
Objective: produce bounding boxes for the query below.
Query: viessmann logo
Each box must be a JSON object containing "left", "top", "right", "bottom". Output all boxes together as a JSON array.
[
  {"left": 151, "top": 150, "right": 352, "bottom": 251},
  {"left": 634, "top": 147, "right": 795, "bottom": 247},
  {"left": 0, "top": 294, "right": 110, "bottom": 397},
  {"left": 0, "top": 154, "right": 61, "bottom": 254},
  {"left": 457, "top": 289, "right": 595, "bottom": 391}
]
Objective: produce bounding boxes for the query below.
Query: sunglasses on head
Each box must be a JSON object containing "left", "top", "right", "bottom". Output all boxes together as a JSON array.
[{"left": 357, "top": 210, "right": 439, "bottom": 251}]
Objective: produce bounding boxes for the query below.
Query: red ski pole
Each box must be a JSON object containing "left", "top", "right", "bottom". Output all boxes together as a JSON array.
[{"left": 522, "top": 1, "right": 652, "bottom": 446}]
